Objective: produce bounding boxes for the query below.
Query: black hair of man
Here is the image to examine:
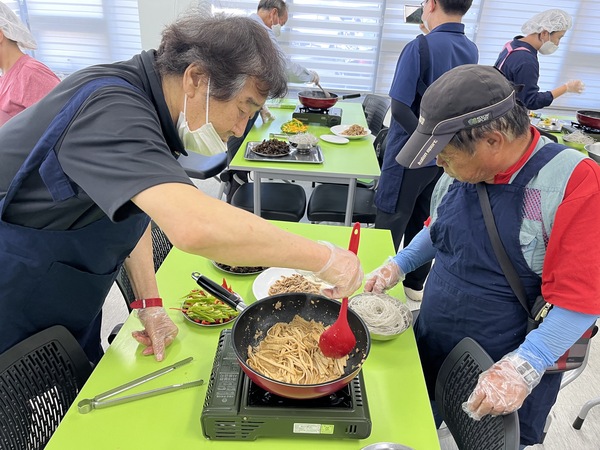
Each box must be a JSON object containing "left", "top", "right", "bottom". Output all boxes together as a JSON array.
[{"left": 437, "top": 0, "right": 473, "bottom": 16}]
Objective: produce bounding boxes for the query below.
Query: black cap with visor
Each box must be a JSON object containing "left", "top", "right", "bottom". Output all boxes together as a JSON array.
[{"left": 396, "top": 65, "right": 518, "bottom": 169}]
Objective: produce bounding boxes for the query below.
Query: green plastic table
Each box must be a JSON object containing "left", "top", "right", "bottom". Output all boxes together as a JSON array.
[
  {"left": 229, "top": 102, "right": 381, "bottom": 226},
  {"left": 45, "top": 222, "right": 439, "bottom": 450}
]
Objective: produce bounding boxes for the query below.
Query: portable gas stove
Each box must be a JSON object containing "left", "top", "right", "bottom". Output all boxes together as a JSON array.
[
  {"left": 563, "top": 122, "right": 600, "bottom": 141},
  {"left": 292, "top": 106, "right": 343, "bottom": 127},
  {"left": 201, "top": 329, "right": 371, "bottom": 441}
]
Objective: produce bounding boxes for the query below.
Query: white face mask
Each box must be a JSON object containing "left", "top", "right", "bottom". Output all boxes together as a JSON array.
[
  {"left": 177, "top": 78, "right": 228, "bottom": 156},
  {"left": 271, "top": 13, "right": 282, "bottom": 37},
  {"left": 539, "top": 39, "right": 558, "bottom": 55}
]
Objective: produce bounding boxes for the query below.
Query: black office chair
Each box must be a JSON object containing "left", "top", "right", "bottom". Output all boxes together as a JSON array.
[
  {"left": 362, "top": 94, "right": 391, "bottom": 135},
  {"left": 0, "top": 326, "right": 93, "bottom": 450},
  {"left": 435, "top": 337, "right": 520, "bottom": 450},
  {"left": 114, "top": 222, "right": 172, "bottom": 311},
  {"left": 177, "top": 152, "right": 228, "bottom": 199},
  {"left": 306, "top": 127, "right": 388, "bottom": 224},
  {"left": 230, "top": 181, "right": 307, "bottom": 222},
  {"left": 109, "top": 224, "right": 172, "bottom": 343}
]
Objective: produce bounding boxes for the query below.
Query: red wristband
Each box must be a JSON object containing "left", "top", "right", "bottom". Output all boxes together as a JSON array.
[{"left": 130, "top": 297, "right": 163, "bottom": 309}]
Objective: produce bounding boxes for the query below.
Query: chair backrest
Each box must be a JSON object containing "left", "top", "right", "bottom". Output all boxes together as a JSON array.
[
  {"left": 373, "top": 127, "right": 389, "bottom": 169},
  {"left": 435, "top": 337, "right": 520, "bottom": 450},
  {"left": 0, "top": 326, "right": 92, "bottom": 450},
  {"left": 150, "top": 222, "right": 173, "bottom": 272},
  {"left": 178, "top": 151, "right": 228, "bottom": 180},
  {"left": 115, "top": 223, "right": 172, "bottom": 310},
  {"left": 362, "top": 94, "right": 391, "bottom": 135}
]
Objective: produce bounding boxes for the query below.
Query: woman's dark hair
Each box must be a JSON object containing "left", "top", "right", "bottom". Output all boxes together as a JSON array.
[
  {"left": 156, "top": 11, "right": 287, "bottom": 101},
  {"left": 448, "top": 102, "right": 530, "bottom": 155}
]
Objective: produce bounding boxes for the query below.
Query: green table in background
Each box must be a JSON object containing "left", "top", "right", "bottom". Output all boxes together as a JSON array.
[
  {"left": 46, "top": 222, "right": 439, "bottom": 450},
  {"left": 230, "top": 102, "right": 381, "bottom": 226}
]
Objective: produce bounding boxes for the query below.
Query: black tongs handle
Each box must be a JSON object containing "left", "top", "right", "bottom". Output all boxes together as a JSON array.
[{"left": 191, "top": 272, "right": 246, "bottom": 311}]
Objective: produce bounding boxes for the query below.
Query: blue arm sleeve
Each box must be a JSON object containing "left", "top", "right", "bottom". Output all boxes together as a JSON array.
[
  {"left": 516, "top": 306, "right": 598, "bottom": 372},
  {"left": 392, "top": 227, "right": 436, "bottom": 275}
]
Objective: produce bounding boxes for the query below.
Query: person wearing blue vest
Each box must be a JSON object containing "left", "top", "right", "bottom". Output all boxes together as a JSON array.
[
  {"left": 365, "top": 65, "right": 600, "bottom": 447},
  {"left": 494, "top": 9, "right": 585, "bottom": 111},
  {"left": 0, "top": 11, "right": 363, "bottom": 366},
  {"left": 374, "top": 0, "right": 478, "bottom": 304}
]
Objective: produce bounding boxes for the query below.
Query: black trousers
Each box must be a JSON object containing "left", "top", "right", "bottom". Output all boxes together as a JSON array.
[{"left": 375, "top": 165, "right": 443, "bottom": 291}]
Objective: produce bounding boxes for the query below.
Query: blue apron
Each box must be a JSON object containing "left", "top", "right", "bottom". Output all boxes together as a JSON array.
[
  {"left": 0, "top": 78, "right": 150, "bottom": 364},
  {"left": 415, "top": 143, "right": 565, "bottom": 445}
]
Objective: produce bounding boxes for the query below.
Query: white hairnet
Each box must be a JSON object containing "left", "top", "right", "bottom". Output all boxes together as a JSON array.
[
  {"left": 0, "top": 2, "right": 37, "bottom": 50},
  {"left": 521, "top": 9, "right": 572, "bottom": 35}
]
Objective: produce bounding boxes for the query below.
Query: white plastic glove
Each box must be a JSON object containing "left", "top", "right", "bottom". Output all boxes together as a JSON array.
[
  {"left": 309, "top": 70, "right": 320, "bottom": 85},
  {"left": 313, "top": 241, "right": 363, "bottom": 299},
  {"left": 259, "top": 105, "right": 275, "bottom": 123},
  {"left": 462, "top": 351, "right": 543, "bottom": 420},
  {"left": 363, "top": 257, "right": 405, "bottom": 293},
  {"left": 565, "top": 79, "right": 585, "bottom": 94},
  {"left": 132, "top": 307, "right": 179, "bottom": 361}
]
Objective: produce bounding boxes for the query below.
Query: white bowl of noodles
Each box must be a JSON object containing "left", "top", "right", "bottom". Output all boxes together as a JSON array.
[{"left": 348, "top": 293, "right": 412, "bottom": 341}]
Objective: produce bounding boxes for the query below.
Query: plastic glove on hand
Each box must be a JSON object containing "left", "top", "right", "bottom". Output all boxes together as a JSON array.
[
  {"left": 364, "top": 258, "right": 404, "bottom": 293},
  {"left": 314, "top": 241, "right": 363, "bottom": 299},
  {"left": 462, "top": 352, "right": 543, "bottom": 420},
  {"left": 132, "top": 307, "right": 179, "bottom": 361},
  {"left": 309, "top": 70, "right": 320, "bottom": 85},
  {"left": 566, "top": 79, "right": 585, "bottom": 94}
]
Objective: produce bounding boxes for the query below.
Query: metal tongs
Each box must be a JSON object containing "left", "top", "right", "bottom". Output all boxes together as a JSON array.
[{"left": 78, "top": 357, "right": 203, "bottom": 414}]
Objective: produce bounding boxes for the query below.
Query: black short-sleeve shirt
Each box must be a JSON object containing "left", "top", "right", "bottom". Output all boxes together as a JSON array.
[{"left": 0, "top": 50, "right": 194, "bottom": 230}]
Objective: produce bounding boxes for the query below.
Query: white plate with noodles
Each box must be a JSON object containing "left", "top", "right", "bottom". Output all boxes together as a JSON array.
[
  {"left": 330, "top": 124, "right": 372, "bottom": 140},
  {"left": 252, "top": 267, "right": 324, "bottom": 300},
  {"left": 348, "top": 293, "right": 412, "bottom": 340}
]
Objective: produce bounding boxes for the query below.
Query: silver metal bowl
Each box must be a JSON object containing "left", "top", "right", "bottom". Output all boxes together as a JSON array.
[
  {"left": 361, "top": 443, "right": 415, "bottom": 450},
  {"left": 349, "top": 293, "right": 412, "bottom": 341},
  {"left": 585, "top": 143, "right": 600, "bottom": 164}
]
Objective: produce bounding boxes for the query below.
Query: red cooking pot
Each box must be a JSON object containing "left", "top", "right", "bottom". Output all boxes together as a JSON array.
[
  {"left": 192, "top": 273, "right": 370, "bottom": 400},
  {"left": 298, "top": 90, "right": 361, "bottom": 110},
  {"left": 576, "top": 110, "right": 600, "bottom": 130}
]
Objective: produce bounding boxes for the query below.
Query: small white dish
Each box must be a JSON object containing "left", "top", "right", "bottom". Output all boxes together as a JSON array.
[
  {"left": 330, "top": 124, "right": 372, "bottom": 140},
  {"left": 320, "top": 134, "right": 349, "bottom": 145},
  {"left": 252, "top": 267, "right": 298, "bottom": 300}
]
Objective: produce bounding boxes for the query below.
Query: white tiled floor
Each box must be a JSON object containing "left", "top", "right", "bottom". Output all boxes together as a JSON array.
[{"left": 102, "top": 174, "right": 600, "bottom": 449}]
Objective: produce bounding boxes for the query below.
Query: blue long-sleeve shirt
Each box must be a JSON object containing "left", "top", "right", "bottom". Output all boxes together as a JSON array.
[
  {"left": 494, "top": 37, "right": 554, "bottom": 111},
  {"left": 392, "top": 225, "right": 599, "bottom": 371}
]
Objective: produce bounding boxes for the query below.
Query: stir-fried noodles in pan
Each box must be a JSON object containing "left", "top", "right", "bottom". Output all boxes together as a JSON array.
[{"left": 247, "top": 315, "right": 349, "bottom": 384}]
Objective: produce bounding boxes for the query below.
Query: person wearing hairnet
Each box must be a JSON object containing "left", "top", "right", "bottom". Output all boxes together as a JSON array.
[
  {"left": 0, "top": 11, "right": 362, "bottom": 366},
  {"left": 364, "top": 65, "right": 600, "bottom": 447},
  {"left": 494, "top": 9, "right": 584, "bottom": 111},
  {"left": 0, "top": 3, "right": 59, "bottom": 125}
]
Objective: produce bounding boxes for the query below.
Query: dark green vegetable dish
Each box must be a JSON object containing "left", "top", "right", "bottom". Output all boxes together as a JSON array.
[{"left": 180, "top": 289, "right": 239, "bottom": 326}]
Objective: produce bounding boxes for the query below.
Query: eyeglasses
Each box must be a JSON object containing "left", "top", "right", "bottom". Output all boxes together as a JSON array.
[{"left": 420, "top": 0, "right": 428, "bottom": 8}]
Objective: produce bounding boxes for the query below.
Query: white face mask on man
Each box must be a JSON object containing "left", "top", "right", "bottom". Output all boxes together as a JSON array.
[
  {"left": 271, "top": 12, "right": 282, "bottom": 37},
  {"left": 177, "top": 77, "right": 228, "bottom": 156}
]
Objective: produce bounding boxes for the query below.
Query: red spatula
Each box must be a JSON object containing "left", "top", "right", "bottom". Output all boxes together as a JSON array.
[{"left": 319, "top": 222, "right": 360, "bottom": 359}]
